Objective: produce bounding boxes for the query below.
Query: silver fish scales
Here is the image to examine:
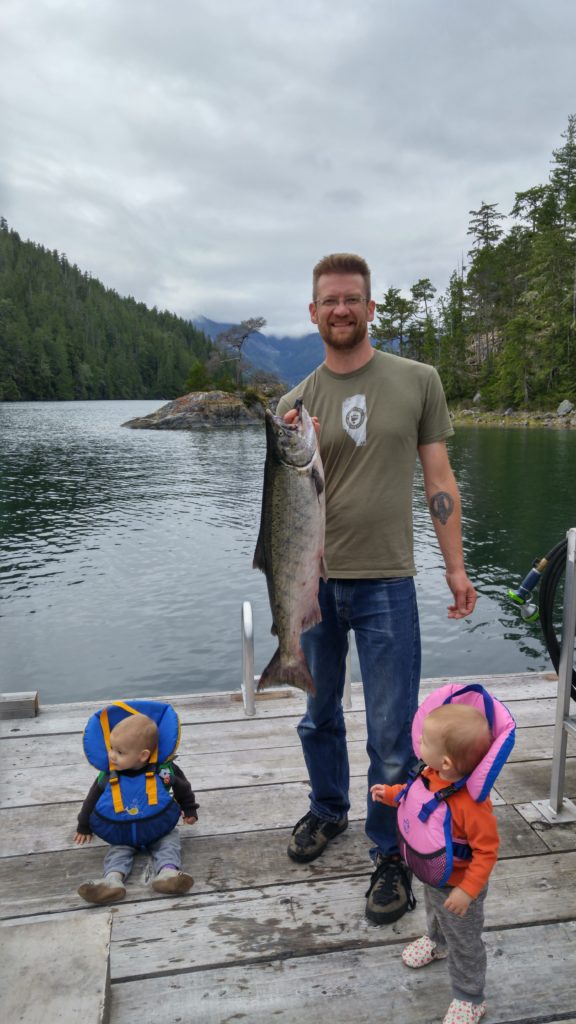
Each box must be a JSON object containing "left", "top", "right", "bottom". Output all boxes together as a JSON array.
[{"left": 253, "top": 400, "right": 326, "bottom": 694}]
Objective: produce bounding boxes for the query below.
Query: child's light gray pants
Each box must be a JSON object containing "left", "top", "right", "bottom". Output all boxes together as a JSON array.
[
  {"left": 103, "top": 828, "right": 182, "bottom": 879},
  {"left": 424, "top": 882, "right": 488, "bottom": 1004}
]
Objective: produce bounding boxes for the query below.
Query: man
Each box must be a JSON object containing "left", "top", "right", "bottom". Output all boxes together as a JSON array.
[{"left": 276, "top": 253, "right": 477, "bottom": 926}]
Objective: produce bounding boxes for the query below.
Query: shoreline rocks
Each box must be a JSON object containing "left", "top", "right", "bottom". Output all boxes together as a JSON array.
[
  {"left": 121, "top": 389, "right": 576, "bottom": 432},
  {"left": 122, "top": 390, "right": 264, "bottom": 430},
  {"left": 451, "top": 409, "right": 576, "bottom": 430}
]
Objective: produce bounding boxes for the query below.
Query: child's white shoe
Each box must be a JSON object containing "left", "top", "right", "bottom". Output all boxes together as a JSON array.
[
  {"left": 402, "top": 934, "right": 448, "bottom": 968},
  {"left": 152, "top": 867, "right": 194, "bottom": 894},
  {"left": 78, "top": 872, "right": 126, "bottom": 904},
  {"left": 442, "top": 999, "right": 486, "bottom": 1024}
]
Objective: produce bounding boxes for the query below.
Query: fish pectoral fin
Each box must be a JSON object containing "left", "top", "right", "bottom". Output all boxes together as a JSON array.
[
  {"left": 270, "top": 621, "right": 278, "bottom": 637},
  {"left": 252, "top": 533, "right": 267, "bottom": 572},
  {"left": 301, "top": 600, "right": 322, "bottom": 632},
  {"left": 311, "top": 466, "right": 324, "bottom": 498}
]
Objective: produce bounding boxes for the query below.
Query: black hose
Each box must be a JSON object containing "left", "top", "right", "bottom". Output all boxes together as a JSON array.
[{"left": 538, "top": 538, "right": 576, "bottom": 700}]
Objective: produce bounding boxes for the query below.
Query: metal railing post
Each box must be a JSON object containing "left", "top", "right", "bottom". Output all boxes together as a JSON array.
[
  {"left": 241, "top": 601, "right": 256, "bottom": 717},
  {"left": 242, "top": 606, "right": 356, "bottom": 716}
]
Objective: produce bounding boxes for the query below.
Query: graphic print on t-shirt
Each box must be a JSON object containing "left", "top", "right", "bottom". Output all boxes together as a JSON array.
[{"left": 342, "top": 394, "right": 367, "bottom": 446}]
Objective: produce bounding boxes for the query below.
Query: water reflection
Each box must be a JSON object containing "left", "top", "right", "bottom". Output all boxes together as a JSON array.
[
  {"left": 1, "top": 404, "right": 575, "bottom": 702},
  {"left": 416, "top": 426, "right": 576, "bottom": 679}
]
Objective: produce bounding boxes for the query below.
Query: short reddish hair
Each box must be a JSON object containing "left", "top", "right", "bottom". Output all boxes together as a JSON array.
[
  {"left": 426, "top": 704, "right": 492, "bottom": 776},
  {"left": 312, "top": 253, "right": 371, "bottom": 301},
  {"left": 110, "top": 713, "right": 158, "bottom": 753}
]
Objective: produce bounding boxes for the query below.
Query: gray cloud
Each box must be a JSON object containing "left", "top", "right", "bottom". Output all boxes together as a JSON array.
[{"left": 1, "top": 0, "right": 575, "bottom": 336}]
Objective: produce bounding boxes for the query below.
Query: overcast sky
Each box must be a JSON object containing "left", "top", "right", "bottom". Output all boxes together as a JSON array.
[{"left": 1, "top": 0, "right": 575, "bottom": 336}]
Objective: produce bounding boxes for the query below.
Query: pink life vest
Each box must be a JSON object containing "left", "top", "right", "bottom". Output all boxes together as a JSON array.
[{"left": 395, "top": 683, "right": 516, "bottom": 887}]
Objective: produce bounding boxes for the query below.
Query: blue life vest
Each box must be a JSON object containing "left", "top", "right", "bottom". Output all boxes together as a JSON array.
[{"left": 83, "top": 700, "right": 182, "bottom": 848}]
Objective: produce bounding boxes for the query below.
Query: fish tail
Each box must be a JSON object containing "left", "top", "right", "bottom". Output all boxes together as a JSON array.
[{"left": 257, "top": 648, "right": 315, "bottom": 695}]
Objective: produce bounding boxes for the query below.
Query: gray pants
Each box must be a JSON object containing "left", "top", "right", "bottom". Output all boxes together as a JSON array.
[
  {"left": 424, "top": 883, "right": 488, "bottom": 1004},
  {"left": 103, "top": 828, "right": 182, "bottom": 880}
]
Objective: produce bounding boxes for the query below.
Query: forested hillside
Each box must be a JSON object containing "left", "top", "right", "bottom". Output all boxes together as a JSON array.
[
  {"left": 371, "top": 115, "right": 576, "bottom": 409},
  {"left": 0, "top": 221, "right": 212, "bottom": 401}
]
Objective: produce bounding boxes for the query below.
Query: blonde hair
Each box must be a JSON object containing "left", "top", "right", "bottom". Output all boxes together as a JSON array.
[
  {"left": 425, "top": 704, "right": 492, "bottom": 776},
  {"left": 110, "top": 713, "right": 158, "bottom": 754},
  {"left": 312, "top": 253, "right": 371, "bottom": 301}
]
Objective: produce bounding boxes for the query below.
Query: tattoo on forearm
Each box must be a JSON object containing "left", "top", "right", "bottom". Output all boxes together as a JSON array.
[{"left": 430, "top": 491, "right": 454, "bottom": 525}]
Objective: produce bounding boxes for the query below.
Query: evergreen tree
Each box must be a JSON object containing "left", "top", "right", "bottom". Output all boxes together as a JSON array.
[
  {"left": 0, "top": 222, "right": 214, "bottom": 400},
  {"left": 437, "top": 272, "right": 469, "bottom": 402},
  {"left": 369, "top": 116, "right": 576, "bottom": 410},
  {"left": 408, "top": 278, "right": 437, "bottom": 362},
  {"left": 550, "top": 113, "right": 576, "bottom": 234},
  {"left": 371, "top": 287, "right": 415, "bottom": 355}
]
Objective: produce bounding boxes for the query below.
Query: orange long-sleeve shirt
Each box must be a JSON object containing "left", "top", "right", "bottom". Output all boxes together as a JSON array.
[{"left": 382, "top": 767, "right": 499, "bottom": 899}]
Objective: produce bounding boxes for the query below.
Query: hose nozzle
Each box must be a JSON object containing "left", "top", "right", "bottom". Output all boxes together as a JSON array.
[{"left": 507, "top": 556, "right": 548, "bottom": 620}]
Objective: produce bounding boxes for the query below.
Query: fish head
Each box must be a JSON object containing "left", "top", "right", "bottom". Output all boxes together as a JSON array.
[{"left": 265, "top": 401, "right": 317, "bottom": 468}]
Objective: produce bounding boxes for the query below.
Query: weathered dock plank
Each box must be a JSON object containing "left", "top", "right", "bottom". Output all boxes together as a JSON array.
[
  {"left": 0, "top": 673, "right": 558, "bottom": 739},
  {"left": 105, "top": 850, "right": 576, "bottom": 980},
  {"left": 0, "top": 769, "right": 511, "bottom": 859},
  {"left": 110, "top": 921, "right": 576, "bottom": 1024},
  {"left": 0, "top": 808, "right": 547, "bottom": 921},
  {"left": 6, "top": 711, "right": 572, "bottom": 811},
  {"left": 0, "top": 777, "right": 367, "bottom": 857},
  {"left": 515, "top": 801, "right": 576, "bottom": 852},
  {"left": 1, "top": 912, "right": 111, "bottom": 1024},
  {"left": 496, "top": 757, "right": 576, "bottom": 803},
  {"left": 3, "top": 711, "right": 569, "bottom": 774},
  {"left": 0, "top": 691, "right": 39, "bottom": 719}
]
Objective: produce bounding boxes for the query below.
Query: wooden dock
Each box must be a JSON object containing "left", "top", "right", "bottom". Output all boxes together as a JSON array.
[{"left": 2, "top": 672, "right": 576, "bottom": 1023}]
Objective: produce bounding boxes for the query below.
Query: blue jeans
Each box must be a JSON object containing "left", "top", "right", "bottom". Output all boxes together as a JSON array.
[{"left": 299, "top": 577, "right": 421, "bottom": 859}]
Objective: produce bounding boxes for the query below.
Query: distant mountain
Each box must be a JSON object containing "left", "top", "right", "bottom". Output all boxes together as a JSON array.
[{"left": 192, "top": 315, "right": 325, "bottom": 387}]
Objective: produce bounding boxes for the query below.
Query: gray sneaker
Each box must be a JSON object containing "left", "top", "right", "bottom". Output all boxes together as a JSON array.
[
  {"left": 152, "top": 869, "right": 194, "bottom": 895},
  {"left": 365, "top": 854, "right": 416, "bottom": 924},
  {"left": 77, "top": 876, "right": 126, "bottom": 905},
  {"left": 287, "top": 811, "right": 348, "bottom": 863}
]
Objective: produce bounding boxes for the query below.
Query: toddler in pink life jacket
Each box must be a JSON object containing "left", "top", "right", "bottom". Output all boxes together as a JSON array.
[{"left": 371, "top": 682, "right": 515, "bottom": 1024}]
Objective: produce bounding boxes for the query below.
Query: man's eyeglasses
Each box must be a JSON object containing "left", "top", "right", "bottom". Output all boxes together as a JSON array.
[{"left": 317, "top": 296, "right": 366, "bottom": 309}]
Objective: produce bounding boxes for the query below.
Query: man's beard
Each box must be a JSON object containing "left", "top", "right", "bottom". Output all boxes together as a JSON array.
[{"left": 320, "top": 319, "right": 367, "bottom": 351}]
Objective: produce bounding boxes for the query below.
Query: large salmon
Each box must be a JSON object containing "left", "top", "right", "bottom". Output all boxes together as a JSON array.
[{"left": 253, "top": 400, "right": 326, "bottom": 694}]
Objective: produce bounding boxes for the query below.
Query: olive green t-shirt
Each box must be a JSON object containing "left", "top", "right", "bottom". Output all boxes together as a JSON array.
[{"left": 276, "top": 350, "right": 453, "bottom": 578}]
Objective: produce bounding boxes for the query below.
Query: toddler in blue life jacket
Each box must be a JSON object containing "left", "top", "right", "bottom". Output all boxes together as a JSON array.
[{"left": 74, "top": 707, "right": 198, "bottom": 904}]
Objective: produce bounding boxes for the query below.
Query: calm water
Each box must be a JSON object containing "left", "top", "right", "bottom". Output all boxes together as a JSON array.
[{"left": 1, "top": 401, "right": 575, "bottom": 704}]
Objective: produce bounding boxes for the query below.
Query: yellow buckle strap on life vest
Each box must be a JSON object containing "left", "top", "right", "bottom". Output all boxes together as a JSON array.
[
  {"left": 112, "top": 700, "right": 141, "bottom": 717},
  {"left": 101, "top": 703, "right": 141, "bottom": 753},
  {"left": 109, "top": 771, "right": 124, "bottom": 813},
  {"left": 145, "top": 770, "right": 158, "bottom": 806},
  {"left": 100, "top": 707, "right": 112, "bottom": 751}
]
